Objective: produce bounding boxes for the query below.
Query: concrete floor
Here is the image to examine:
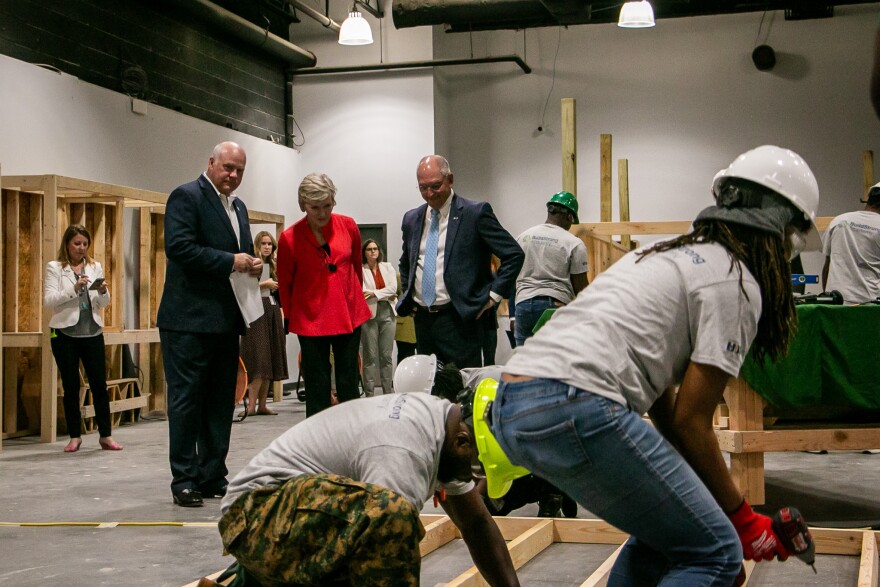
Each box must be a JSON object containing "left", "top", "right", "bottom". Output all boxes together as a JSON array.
[{"left": 1, "top": 395, "right": 877, "bottom": 587}]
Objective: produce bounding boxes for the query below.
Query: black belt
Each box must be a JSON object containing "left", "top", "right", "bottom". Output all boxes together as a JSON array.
[
  {"left": 529, "top": 295, "right": 561, "bottom": 303},
  {"left": 418, "top": 303, "right": 452, "bottom": 314}
]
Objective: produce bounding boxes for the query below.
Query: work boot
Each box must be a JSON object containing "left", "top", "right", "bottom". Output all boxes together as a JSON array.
[
  {"left": 537, "top": 494, "right": 563, "bottom": 518},
  {"left": 561, "top": 495, "right": 579, "bottom": 518}
]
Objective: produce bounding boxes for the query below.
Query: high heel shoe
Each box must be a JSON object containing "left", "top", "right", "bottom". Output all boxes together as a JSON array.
[
  {"left": 99, "top": 438, "right": 123, "bottom": 451},
  {"left": 63, "top": 438, "right": 82, "bottom": 453}
]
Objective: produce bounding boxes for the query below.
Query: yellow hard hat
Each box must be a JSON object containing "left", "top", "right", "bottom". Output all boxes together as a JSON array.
[{"left": 471, "top": 379, "right": 530, "bottom": 499}]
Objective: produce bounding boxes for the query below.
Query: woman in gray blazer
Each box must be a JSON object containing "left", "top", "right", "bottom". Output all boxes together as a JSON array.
[{"left": 44, "top": 225, "right": 122, "bottom": 452}]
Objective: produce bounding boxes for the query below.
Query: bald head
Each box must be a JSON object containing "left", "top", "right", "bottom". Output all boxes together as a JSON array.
[
  {"left": 206, "top": 141, "right": 247, "bottom": 196},
  {"left": 417, "top": 155, "right": 454, "bottom": 210}
]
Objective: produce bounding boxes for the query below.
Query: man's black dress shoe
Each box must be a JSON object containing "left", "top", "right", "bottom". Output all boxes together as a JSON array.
[
  {"left": 200, "top": 484, "right": 228, "bottom": 498},
  {"left": 172, "top": 488, "right": 204, "bottom": 507}
]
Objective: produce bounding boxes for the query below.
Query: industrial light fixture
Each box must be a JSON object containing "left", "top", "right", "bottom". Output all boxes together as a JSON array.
[
  {"left": 618, "top": 1, "right": 655, "bottom": 28},
  {"left": 338, "top": 6, "right": 373, "bottom": 45}
]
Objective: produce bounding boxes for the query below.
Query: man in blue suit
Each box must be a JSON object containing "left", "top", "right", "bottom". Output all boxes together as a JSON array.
[
  {"left": 398, "top": 155, "right": 523, "bottom": 368},
  {"left": 157, "top": 141, "right": 262, "bottom": 507}
]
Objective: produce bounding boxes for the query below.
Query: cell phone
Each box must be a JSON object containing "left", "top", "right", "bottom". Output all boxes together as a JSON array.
[{"left": 88, "top": 278, "right": 105, "bottom": 290}]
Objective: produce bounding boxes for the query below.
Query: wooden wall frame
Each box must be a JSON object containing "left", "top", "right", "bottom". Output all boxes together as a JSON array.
[
  {"left": 0, "top": 174, "right": 284, "bottom": 448},
  {"left": 187, "top": 515, "right": 879, "bottom": 586}
]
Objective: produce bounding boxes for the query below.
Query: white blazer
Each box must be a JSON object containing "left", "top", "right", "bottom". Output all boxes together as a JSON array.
[
  {"left": 362, "top": 261, "right": 398, "bottom": 319},
  {"left": 44, "top": 260, "right": 111, "bottom": 329}
]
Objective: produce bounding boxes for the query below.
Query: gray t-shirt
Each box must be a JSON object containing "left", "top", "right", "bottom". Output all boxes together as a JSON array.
[
  {"left": 504, "top": 242, "right": 760, "bottom": 415},
  {"left": 822, "top": 210, "right": 880, "bottom": 304},
  {"left": 515, "top": 223, "right": 588, "bottom": 304},
  {"left": 222, "top": 393, "right": 473, "bottom": 512}
]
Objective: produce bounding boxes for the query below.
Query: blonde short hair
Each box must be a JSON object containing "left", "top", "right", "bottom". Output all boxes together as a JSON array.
[{"left": 298, "top": 173, "right": 336, "bottom": 211}]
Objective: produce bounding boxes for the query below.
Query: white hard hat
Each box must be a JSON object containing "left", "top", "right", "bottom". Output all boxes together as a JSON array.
[
  {"left": 713, "top": 145, "right": 819, "bottom": 232},
  {"left": 393, "top": 354, "right": 437, "bottom": 393}
]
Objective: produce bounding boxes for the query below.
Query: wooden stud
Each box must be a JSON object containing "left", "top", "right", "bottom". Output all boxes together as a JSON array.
[
  {"left": 579, "top": 542, "right": 623, "bottom": 587},
  {"left": 113, "top": 198, "right": 125, "bottom": 331},
  {"left": 617, "top": 159, "right": 631, "bottom": 250},
  {"left": 723, "top": 377, "right": 766, "bottom": 503},
  {"left": 599, "top": 134, "right": 612, "bottom": 222},
  {"left": 420, "top": 516, "right": 458, "bottom": 556},
  {"left": 858, "top": 530, "right": 878, "bottom": 587},
  {"left": 40, "top": 176, "right": 58, "bottom": 443},
  {"left": 863, "top": 150, "right": 875, "bottom": 202},
  {"left": 561, "top": 98, "right": 577, "bottom": 198}
]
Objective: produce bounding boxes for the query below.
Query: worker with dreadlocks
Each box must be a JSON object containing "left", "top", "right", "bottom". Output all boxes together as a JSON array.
[{"left": 491, "top": 146, "right": 820, "bottom": 586}]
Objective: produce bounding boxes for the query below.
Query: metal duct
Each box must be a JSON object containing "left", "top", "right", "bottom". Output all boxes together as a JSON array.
[
  {"left": 166, "top": 0, "right": 317, "bottom": 67},
  {"left": 392, "top": 0, "right": 552, "bottom": 30},
  {"left": 392, "top": 0, "right": 876, "bottom": 32}
]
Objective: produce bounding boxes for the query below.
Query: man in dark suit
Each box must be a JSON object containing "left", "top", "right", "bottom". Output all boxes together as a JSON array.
[
  {"left": 157, "top": 141, "right": 262, "bottom": 507},
  {"left": 397, "top": 155, "right": 523, "bottom": 368}
]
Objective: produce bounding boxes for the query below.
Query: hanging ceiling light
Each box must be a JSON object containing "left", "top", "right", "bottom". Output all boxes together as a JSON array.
[
  {"left": 338, "top": 8, "right": 373, "bottom": 45},
  {"left": 618, "top": 1, "right": 656, "bottom": 28}
]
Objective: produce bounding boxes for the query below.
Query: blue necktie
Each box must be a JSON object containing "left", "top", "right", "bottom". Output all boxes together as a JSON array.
[{"left": 422, "top": 209, "right": 440, "bottom": 307}]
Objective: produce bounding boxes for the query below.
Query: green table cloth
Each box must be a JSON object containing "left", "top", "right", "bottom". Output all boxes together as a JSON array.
[
  {"left": 740, "top": 305, "right": 880, "bottom": 410},
  {"left": 532, "top": 305, "right": 880, "bottom": 410}
]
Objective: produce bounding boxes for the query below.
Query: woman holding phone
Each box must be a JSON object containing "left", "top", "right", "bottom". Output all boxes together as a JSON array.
[{"left": 44, "top": 225, "right": 123, "bottom": 452}]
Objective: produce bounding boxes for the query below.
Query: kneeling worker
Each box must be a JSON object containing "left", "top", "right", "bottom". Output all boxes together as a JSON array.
[{"left": 213, "top": 391, "right": 520, "bottom": 587}]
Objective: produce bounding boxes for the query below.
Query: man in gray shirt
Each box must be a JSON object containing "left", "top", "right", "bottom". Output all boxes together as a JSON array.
[
  {"left": 822, "top": 181, "right": 880, "bottom": 304},
  {"left": 214, "top": 393, "right": 520, "bottom": 587},
  {"left": 514, "top": 191, "right": 588, "bottom": 347}
]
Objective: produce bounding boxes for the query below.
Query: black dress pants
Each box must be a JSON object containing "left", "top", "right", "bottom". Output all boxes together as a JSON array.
[
  {"left": 50, "top": 331, "right": 111, "bottom": 438},
  {"left": 298, "top": 327, "right": 362, "bottom": 418},
  {"left": 413, "top": 306, "right": 483, "bottom": 368},
  {"left": 160, "top": 329, "right": 239, "bottom": 493}
]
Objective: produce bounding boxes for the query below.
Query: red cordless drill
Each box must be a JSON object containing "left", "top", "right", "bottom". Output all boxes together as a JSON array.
[{"left": 771, "top": 506, "right": 816, "bottom": 573}]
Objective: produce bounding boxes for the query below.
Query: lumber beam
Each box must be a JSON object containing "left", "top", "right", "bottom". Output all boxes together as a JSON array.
[
  {"left": 420, "top": 516, "right": 457, "bottom": 556},
  {"left": 858, "top": 530, "right": 878, "bottom": 587},
  {"left": 599, "top": 134, "right": 612, "bottom": 222},
  {"left": 617, "top": 160, "right": 631, "bottom": 250},
  {"left": 716, "top": 428, "right": 880, "bottom": 453},
  {"left": 561, "top": 98, "right": 577, "bottom": 197}
]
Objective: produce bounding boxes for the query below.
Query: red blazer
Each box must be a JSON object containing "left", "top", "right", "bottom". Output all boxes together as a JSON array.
[{"left": 277, "top": 214, "right": 371, "bottom": 337}]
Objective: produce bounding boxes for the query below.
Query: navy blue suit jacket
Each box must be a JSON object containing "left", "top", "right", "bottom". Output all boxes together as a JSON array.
[
  {"left": 157, "top": 175, "right": 254, "bottom": 335},
  {"left": 397, "top": 193, "right": 523, "bottom": 321}
]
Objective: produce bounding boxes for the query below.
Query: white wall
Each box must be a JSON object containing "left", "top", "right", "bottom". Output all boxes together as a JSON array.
[
  {"left": 433, "top": 5, "right": 880, "bottom": 264},
  {"left": 288, "top": 0, "right": 436, "bottom": 377},
  {"left": 0, "top": 54, "right": 300, "bottom": 213}
]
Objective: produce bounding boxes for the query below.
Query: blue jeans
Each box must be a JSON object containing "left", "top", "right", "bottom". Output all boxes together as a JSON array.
[
  {"left": 514, "top": 296, "right": 558, "bottom": 347},
  {"left": 492, "top": 379, "right": 742, "bottom": 586}
]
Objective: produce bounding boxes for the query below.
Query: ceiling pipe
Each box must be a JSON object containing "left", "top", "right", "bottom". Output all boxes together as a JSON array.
[
  {"left": 289, "top": 55, "right": 531, "bottom": 76},
  {"left": 287, "top": 0, "right": 342, "bottom": 32},
  {"left": 164, "top": 0, "right": 316, "bottom": 67},
  {"left": 393, "top": 0, "right": 547, "bottom": 29}
]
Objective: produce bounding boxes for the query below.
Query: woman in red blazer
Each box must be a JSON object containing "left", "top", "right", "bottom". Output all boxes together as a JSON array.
[{"left": 276, "top": 173, "right": 371, "bottom": 417}]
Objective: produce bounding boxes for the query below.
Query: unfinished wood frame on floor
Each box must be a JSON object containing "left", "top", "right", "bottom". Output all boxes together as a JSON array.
[{"left": 186, "top": 515, "right": 879, "bottom": 587}]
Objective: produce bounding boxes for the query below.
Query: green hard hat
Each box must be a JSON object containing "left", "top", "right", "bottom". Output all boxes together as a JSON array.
[
  {"left": 547, "top": 191, "right": 579, "bottom": 223},
  {"left": 472, "top": 379, "right": 531, "bottom": 499}
]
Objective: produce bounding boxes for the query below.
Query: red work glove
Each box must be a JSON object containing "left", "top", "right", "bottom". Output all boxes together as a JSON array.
[{"left": 728, "top": 500, "right": 790, "bottom": 562}]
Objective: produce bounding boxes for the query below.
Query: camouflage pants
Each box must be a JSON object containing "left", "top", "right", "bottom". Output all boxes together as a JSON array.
[{"left": 219, "top": 474, "right": 425, "bottom": 587}]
